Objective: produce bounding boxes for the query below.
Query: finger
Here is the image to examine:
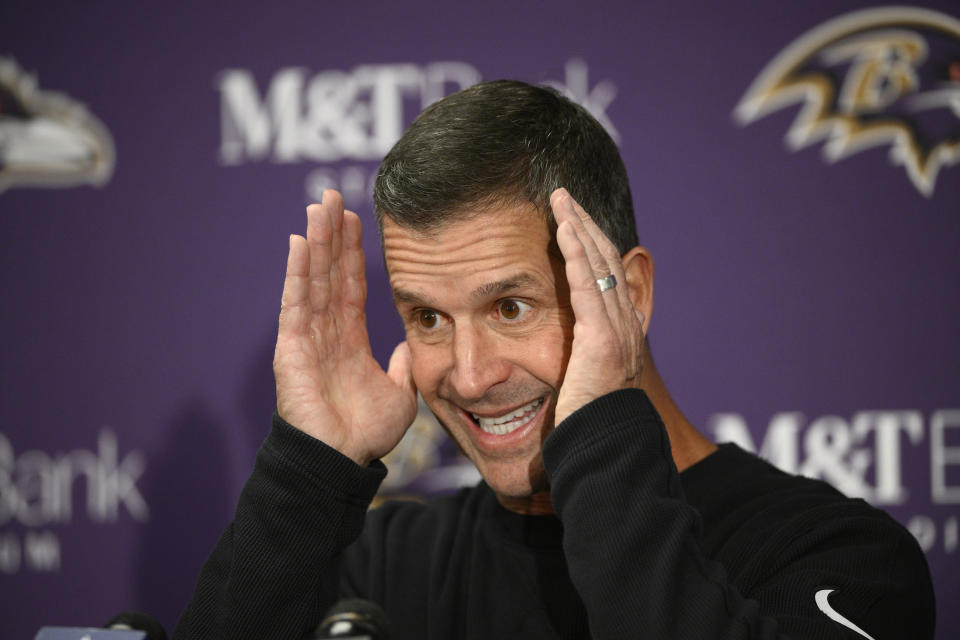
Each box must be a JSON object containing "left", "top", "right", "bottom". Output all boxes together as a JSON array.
[
  {"left": 387, "top": 341, "right": 417, "bottom": 397},
  {"left": 551, "top": 188, "right": 625, "bottom": 277},
  {"left": 336, "top": 208, "right": 375, "bottom": 357},
  {"left": 278, "top": 234, "right": 310, "bottom": 335},
  {"left": 551, "top": 191, "right": 622, "bottom": 320},
  {"left": 307, "top": 190, "right": 347, "bottom": 310},
  {"left": 564, "top": 193, "right": 637, "bottom": 317},
  {"left": 559, "top": 189, "right": 622, "bottom": 266},
  {"left": 551, "top": 188, "right": 634, "bottom": 318},
  {"left": 550, "top": 190, "right": 610, "bottom": 275},
  {"left": 555, "top": 220, "right": 614, "bottom": 333},
  {"left": 340, "top": 209, "right": 367, "bottom": 319},
  {"left": 562, "top": 193, "right": 646, "bottom": 379},
  {"left": 323, "top": 189, "right": 345, "bottom": 276},
  {"left": 305, "top": 202, "right": 333, "bottom": 312}
]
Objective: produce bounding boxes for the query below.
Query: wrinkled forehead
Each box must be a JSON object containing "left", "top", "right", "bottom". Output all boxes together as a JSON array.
[
  {"left": 381, "top": 204, "right": 562, "bottom": 292},
  {"left": 380, "top": 204, "right": 560, "bottom": 269}
]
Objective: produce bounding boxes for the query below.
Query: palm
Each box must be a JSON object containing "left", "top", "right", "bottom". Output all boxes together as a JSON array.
[{"left": 274, "top": 190, "right": 416, "bottom": 465}]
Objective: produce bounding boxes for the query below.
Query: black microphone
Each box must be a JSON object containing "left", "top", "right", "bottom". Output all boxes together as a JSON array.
[
  {"left": 315, "top": 598, "right": 391, "bottom": 640},
  {"left": 105, "top": 612, "right": 168, "bottom": 640}
]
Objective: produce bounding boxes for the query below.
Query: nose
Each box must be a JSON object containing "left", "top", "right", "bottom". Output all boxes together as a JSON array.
[{"left": 444, "top": 322, "right": 511, "bottom": 404}]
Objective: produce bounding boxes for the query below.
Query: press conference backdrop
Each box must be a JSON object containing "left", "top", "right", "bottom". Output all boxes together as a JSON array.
[{"left": 1, "top": 1, "right": 958, "bottom": 637}]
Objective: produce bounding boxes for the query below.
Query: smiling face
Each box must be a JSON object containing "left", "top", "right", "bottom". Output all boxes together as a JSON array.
[{"left": 383, "top": 203, "right": 573, "bottom": 514}]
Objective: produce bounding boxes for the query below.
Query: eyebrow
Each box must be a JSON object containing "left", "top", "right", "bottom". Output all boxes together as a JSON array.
[
  {"left": 392, "top": 273, "right": 538, "bottom": 307},
  {"left": 472, "top": 273, "right": 537, "bottom": 299}
]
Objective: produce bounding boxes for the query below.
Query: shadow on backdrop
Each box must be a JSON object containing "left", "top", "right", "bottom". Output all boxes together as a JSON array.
[{"left": 132, "top": 399, "right": 233, "bottom": 633}]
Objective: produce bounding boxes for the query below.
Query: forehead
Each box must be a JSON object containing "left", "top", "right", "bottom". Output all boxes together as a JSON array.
[{"left": 382, "top": 204, "right": 557, "bottom": 295}]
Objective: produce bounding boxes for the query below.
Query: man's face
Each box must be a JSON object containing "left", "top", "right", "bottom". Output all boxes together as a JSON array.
[{"left": 383, "top": 204, "right": 573, "bottom": 509}]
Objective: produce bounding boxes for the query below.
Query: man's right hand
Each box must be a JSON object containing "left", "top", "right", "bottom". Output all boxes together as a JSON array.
[{"left": 273, "top": 189, "right": 418, "bottom": 466}]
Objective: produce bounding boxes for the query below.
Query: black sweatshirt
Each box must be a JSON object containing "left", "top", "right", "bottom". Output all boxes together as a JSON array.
[{"left": 175, "top": 389, "right": 935, "bottom": 639}]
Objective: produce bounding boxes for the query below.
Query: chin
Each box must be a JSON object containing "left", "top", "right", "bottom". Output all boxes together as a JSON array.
[
  {"left": 428, "top": 400, "right": 554, "bottom": 500},
  {"left": 478, "top": 455, "right": 550, "bottom": 499}
]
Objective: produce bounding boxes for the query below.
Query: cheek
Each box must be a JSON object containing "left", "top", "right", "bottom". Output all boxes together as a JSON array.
[
  {"left": 408, "top": 343, "right": 445, "bottom": 395},
  {"left": 521, "top": 326, "right": 572, "bottom": 385}
]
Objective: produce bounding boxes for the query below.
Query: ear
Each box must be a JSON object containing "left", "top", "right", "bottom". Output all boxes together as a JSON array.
[{"left": 621, "top": 247, "right": 654, "bottom": 333}]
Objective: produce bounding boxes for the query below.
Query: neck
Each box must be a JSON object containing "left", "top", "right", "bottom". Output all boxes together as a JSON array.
[
  {"left": 639, "top": 353, "right": 717, "bottom": 472},
  {"left": 497, "top": 491, "right": 556, "bottom": 516}
]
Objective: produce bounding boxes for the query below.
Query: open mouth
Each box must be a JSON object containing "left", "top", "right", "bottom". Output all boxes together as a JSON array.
[{"left": 470, "top": 398, "right": 544, "bottom": 436}]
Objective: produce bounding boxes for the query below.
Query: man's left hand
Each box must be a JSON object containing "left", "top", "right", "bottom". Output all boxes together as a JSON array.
[{"left": 550, "top": 188, "right": 646, "bottom": 425}]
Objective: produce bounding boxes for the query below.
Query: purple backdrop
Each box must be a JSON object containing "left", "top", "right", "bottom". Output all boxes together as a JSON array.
[{"left": 1, "top": 1, "right": 958, "bottom": 637}]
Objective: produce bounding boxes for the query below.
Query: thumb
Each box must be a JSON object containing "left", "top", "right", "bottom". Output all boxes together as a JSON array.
[{"left": 387, "top": 341, "right": 416, "bottom": 396}]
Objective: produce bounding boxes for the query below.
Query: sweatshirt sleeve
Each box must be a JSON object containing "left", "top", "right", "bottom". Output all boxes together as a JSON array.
[
  {"left": 173, "top": 414, "right": 385, "bottom": 640},
  {"left": 542, "top": 389, "right": 935, "bottom": 640}
]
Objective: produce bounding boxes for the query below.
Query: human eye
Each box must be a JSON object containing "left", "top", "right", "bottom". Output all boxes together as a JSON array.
[
  {"left": 415, "top": 308, "right": 446, "bottom": 330},
  {"left": 496, "top": 299, "right": 532, "bottom": 322}
]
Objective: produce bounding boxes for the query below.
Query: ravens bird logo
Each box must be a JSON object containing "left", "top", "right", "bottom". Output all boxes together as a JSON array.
[
  {"left": 734, "top": 6, "right": 960, "bottom": 198},
  {"left": 0, "top": 57, "right": 114, "bottom": 195}
]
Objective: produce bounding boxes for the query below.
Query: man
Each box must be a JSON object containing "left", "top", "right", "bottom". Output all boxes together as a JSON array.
[{"left": 176, "top": 81, "right": 934, "bottom": 639}]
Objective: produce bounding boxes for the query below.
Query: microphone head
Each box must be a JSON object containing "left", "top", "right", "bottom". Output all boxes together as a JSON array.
[
  {"left": 104, "top": 612, "right": 168, "bottom": 640},
  {"left": 316, "top": 598, "right": 391, "bottom": 639}
]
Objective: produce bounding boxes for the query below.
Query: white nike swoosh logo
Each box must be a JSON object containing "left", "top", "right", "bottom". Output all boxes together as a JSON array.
[{"left": 815, "top": 589, "right": 876, "bottom": 640}]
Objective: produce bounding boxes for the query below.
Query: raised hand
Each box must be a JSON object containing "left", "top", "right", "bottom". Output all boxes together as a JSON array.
[
  {"left": 273, "top": 190, "right": 418, "bottom": 466},
  {"left": 550, "top": 188, "right": 647, "bottom": 425}
]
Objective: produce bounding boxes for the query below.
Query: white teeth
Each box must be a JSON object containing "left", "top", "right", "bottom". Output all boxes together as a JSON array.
[{"left": 471, "top": 398, "right": 543, "bottom": 435}]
